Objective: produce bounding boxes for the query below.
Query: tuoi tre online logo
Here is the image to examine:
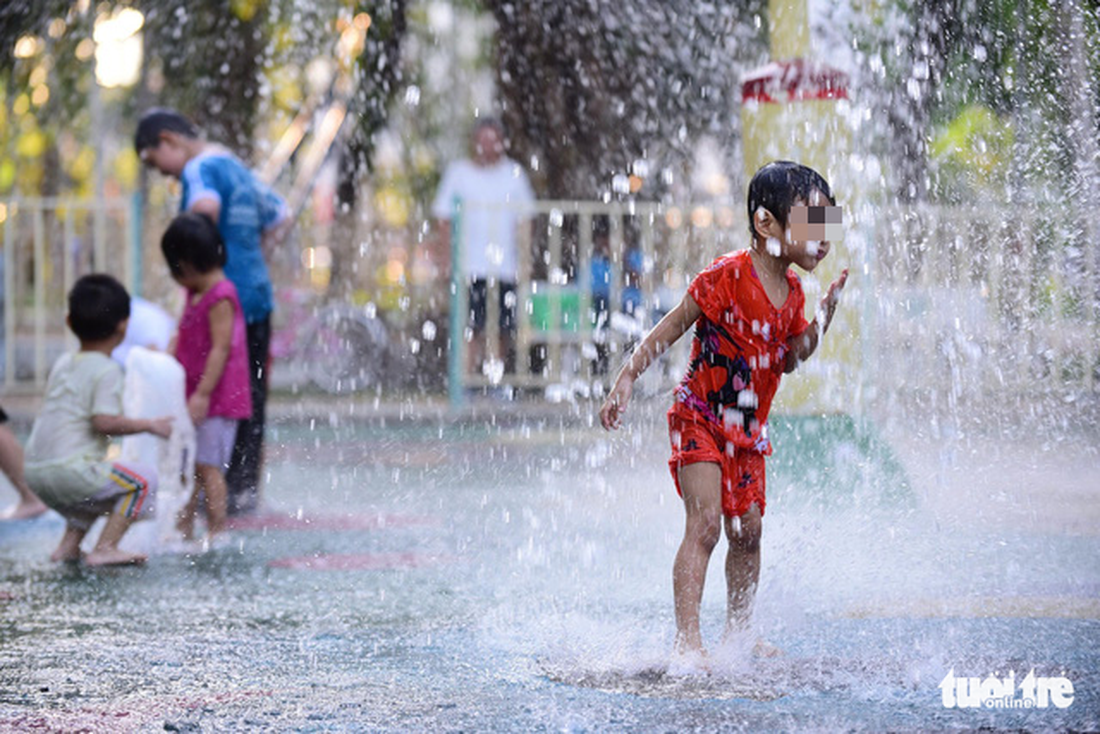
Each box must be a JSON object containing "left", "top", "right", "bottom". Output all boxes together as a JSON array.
[{"left": 939, "top": 668, "right": 1074, "bottom": 709}]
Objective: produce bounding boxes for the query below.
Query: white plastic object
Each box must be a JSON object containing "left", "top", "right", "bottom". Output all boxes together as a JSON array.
[{"left": 119, "top": 347, "right": 195, "bottom": 551}]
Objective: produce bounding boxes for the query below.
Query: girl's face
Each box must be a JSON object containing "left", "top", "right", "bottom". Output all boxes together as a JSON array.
[
  {"left": 760, "top": 189, "right": 841, "bottom": 272},
  {"left": 788, "top": 189, "right": 843, "bottom": 245},
  {"left": 170, "top": 261, "right": 203, "bottom": 290}
]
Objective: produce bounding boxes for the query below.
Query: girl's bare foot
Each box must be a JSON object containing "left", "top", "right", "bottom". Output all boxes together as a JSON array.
[
  {"left": 85, "top": 548, "right": 147, "bottom": 567},
  {"left": 752, "top": 638, "right": 784, "bottom": 658},
  {"left": 175, "top": 512, "right": 196, "bottom": 541},
  {"left": 1, "top": 499, "right": 49, "bottom": 521},
  {"left": 669, "top": 635, "right": 711, "bottom": 676},
  {"left": 667, "top": 646, "right": 711, "bottom": 676}
]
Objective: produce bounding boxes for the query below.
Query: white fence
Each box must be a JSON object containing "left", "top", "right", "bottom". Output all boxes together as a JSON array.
[
  {"left": 446, "top": 199, "right": 751, "bottom": 403},
  {"left": 2, "top": 195, "right": 1096, "bottom": 414},
  {"left": 451, "top": 199, "right": 1100, "bottom": 413},
  {"left": 0, "top": 196, "right": 140, "bottom": 390}
]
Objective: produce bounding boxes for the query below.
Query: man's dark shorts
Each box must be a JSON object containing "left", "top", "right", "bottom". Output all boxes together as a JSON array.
[{"left": 468, "top": 279, "right": 516, "bottom": 332}]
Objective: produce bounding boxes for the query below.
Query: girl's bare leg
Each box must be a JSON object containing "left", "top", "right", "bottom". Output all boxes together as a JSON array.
[
  {"left": 197, "top": 464, "right": 228, "bottom": 538},
  {"left": 722, "top": 503, "right": 781, "bottom": 656},
  {"left": 724, "top": 502, "right": 762, "bottom": 633},
  {"left": 176, "top": 485, "right": 202, "bottom": 540},
  {"left": 672, "top": 462, "right": 723, "bottom": 655}
]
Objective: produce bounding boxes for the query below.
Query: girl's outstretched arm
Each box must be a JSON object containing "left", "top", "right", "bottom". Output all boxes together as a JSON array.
[{"left": 599, "top": 293, "right": 701, "bottom": 430}]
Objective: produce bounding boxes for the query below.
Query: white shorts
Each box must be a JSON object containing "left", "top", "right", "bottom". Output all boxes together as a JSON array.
[{"left": 195, "top": 416, "right": 240, "bottom": 470}]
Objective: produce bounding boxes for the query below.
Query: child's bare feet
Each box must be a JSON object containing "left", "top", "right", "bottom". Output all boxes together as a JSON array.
[
  {"left": 664, "top": 647, "right": 708, "bottom": 677},
  {"left": 49, "top": 547, "right": 84, "bottom": 563},
  {"left": 752, "top": 638, "right": 784, "bottom": 658},
  {"left": 667, "top": 646, "right": 711, "bottom": 676},
  {"left": 50, "top": 528, "right": 86, "bottom": 563},
  {"left": 1, "top": 498, "right": 49, "bottom": 521},
  {"left": 85, "top": 548, "right": 147, "bottom": 566}
]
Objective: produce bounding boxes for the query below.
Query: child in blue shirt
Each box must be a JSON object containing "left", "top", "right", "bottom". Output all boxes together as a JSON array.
[{"left": 136, "top": 109, "right": 288, "bottom": 516}]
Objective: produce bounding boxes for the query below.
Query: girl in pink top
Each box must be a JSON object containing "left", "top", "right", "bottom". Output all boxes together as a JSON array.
[{"left": 161, "top": 213, "right": 252, "bottom": 540}]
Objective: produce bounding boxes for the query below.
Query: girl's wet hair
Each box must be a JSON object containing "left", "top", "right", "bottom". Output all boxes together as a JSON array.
[
  {"left": 161, "top": 212, "right": 226, "bottom": 278},
  {"left": 747, "top": 161, "right": 836, "bottom": 236},
  {"left": 68, "top": 273, "right": 130, "bottom": 341}
]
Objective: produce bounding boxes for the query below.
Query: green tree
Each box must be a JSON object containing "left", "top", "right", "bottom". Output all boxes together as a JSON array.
[
  {"left": 330, "top": 0, "right": 408, "bottom": 295},
  {"left": 851, "top": 0, "right": 1100, "bottom": 205},
  {"left": 0, "top": 0, "right": 271, "bottom": 191},
  {"left": 140, "top": 0, "right": 271, "bottom": 160},
  {"left": 484, "top": 0, "right": 769, "bottom": 200}
]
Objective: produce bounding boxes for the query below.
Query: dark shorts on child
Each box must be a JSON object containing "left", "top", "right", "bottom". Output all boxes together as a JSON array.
[
  {"left": 668, "top": 410, "right": 766, "bottom": 518},
  {"left": 468, "top": 279, "right": 516, "bottom": 332}
]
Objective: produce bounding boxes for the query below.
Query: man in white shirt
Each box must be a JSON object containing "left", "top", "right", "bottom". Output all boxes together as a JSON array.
[{"left": 432, "top": 119, "right": 535, "bottom": 378}]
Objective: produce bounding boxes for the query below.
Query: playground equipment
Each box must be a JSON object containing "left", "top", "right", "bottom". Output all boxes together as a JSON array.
[
  {"left": 739, "top": 0, "right": 859, "bottom": 415},
  {"left": 269, "top": 287, "right": 390, "bottom": 394}
]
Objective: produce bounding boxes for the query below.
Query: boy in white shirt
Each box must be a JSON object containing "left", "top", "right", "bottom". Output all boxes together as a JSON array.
[{"left": 25, "top": 275, "right": 172, "bottom": 566}]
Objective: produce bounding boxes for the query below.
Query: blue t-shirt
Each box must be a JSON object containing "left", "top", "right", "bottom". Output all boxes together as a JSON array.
[{"left": 179, "top": 150, "right": 287, "bottom": 323}]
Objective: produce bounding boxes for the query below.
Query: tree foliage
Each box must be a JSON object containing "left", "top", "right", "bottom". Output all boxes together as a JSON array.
[
  {"left": 0, "top": 2, "right": 71, "bottom": 74},
  {"left": 141, "top": 0, "right": 270, "bottom": 160},
  {"left": 851, "top": 0, "right": 1100, "bottom": 203},
  {"left": 483, "top": 0, "right": 768, "bottom": 200}
]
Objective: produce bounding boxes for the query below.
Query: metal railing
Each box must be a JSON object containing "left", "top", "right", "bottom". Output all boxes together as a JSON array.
[
  {"left": 3, "top": 194, "right": 1095, "bottom": 413},
  {"left": 447, "top": 198, "right": 749, "bottom": 404},
  {"left": 449, "top": 198, "right": 1100, "bottom": 411},
  {"left": 0, "top": 196, "right": 140, "bottom": 390}
]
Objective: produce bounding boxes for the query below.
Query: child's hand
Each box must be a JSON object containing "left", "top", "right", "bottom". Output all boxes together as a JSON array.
[
  {"left": 148, "top": 416, "right": 173, "bottom": 439},
  {"left": 818, "top": 268, "right": 849, "bottom": 333},
  {"left": 599, "top": 378, "right": 634, "bottom": 430},
  {"left": 187, "top": 393, "right": 210, "bottom": 425}
]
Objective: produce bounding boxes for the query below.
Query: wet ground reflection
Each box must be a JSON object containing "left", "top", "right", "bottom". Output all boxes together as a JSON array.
[{"left": 0, "top": 408, "right": 1096, "bottom": 731}]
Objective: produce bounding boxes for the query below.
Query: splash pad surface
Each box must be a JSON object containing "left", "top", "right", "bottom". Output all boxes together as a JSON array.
[{"left": 0, "top": 407, "right": 1096, "bottom": 731}]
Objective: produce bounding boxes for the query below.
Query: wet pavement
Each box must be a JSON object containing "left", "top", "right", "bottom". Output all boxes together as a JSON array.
[{"left": 0, "top": 396, "right": 1097, "bottom": 731}]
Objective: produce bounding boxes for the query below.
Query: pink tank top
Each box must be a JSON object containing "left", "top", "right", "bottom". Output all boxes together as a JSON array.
[{"left": 175, "top": 278, "right": 253, "bottom": 419}]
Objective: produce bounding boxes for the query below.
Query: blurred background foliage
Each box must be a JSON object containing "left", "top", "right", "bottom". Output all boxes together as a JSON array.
[
  {"left": 0, "top": 1, "right": 1094, "bottom": 202},
  {"left": 0, "top": 0, "right": 1096, "bottom": 289}
]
